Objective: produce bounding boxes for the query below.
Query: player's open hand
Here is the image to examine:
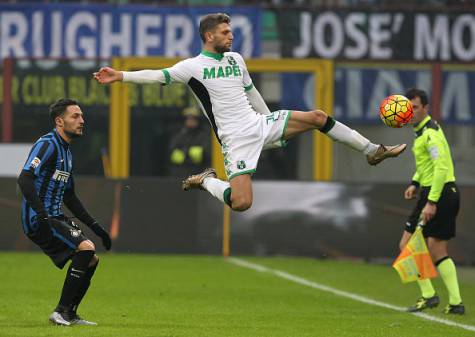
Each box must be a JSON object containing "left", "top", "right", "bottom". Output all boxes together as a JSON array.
[
  {"left": 421, "top": 202, "right": 437, "bottom": 224},
  {"left": 93, "top": 67, "right": 123, "bottom": 84},
  {"left": 404, "top": 185, "right": 417, "bottom": 200}
]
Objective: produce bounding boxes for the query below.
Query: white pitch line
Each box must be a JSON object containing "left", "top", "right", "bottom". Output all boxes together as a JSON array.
[{"left": 228, "top": 257, "right": 475, "bottom": 333}]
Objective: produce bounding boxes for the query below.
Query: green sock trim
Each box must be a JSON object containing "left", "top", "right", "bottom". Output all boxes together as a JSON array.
[
  {"left": 417, "top": 278, "right": 436, "bottom": 298},
  {"left": 437, "top": 258, "right": 462, "bottom": 305},
  {"left": 223, "top": 188, "right": 232, "bottom": 207}
]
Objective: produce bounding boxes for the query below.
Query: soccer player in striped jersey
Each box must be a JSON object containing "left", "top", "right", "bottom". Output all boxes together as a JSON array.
[
  {"left": 17, "top": 98, "right": 111, "bottom": 326},
  {"left": 94, "top": 13, "right": 406, "bottom": 212}
]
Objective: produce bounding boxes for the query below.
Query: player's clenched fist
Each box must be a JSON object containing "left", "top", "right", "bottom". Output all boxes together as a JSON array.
[
  {"left": 93, "top": 67, "right": 123, "bottom": 84},
  {"left": 404, "top": 185, "right": 417, "bottom": 200}
]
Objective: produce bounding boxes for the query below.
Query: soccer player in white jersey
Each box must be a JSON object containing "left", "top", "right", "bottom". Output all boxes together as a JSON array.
[{"left": 94, "top": 13, "right": 406, "bottom": 212}]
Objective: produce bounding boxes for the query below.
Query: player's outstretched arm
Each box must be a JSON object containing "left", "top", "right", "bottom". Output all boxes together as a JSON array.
[
  {"left": 93, "top": 67, "right": 124, "bottom": 84},
  {"left": 94, "top": 66, "right": 167, "bottom": 85},
  {"left": 63, "top": 184, "right": 112, "bottom": 250},
  {"left": 246, "top": 86, "right": 271, "bottom": 115}
]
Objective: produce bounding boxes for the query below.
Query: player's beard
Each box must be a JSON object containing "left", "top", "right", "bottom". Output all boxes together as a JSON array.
[
  {"left": 64, "top": 126, "right": 84, "bottom": 139},
  {"left": 215, "top": 43, "right": 231, "bottom": 54}
]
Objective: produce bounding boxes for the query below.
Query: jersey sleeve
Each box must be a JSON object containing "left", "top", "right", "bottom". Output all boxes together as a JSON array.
[
  {"left": 122, "top": 60, "right": 191, "bottom": 85},
  {"left": 162, "top": 60, "right": 192, "bottom": 85},
  {"left": 425, "top": 130, "right": 449, "bottom": 202},
  {"left": 234, "top": 53, "right": 253, "bottom": 91},
  {"left": 22, "top": 141, "right": 55, "bottom": 177},
  {"left": 122, "top": 70, "right": 166, "bottom": 84},
  {"left": 411, "top": 171, "right": 420, "bottom": 186},
  {"left": 66, "top": 172, "right": 74, "bottom": 190}
]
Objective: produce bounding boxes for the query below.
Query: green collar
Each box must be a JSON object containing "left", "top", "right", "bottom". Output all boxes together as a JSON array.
[
  {"left": 413, "top": 115, "right": 431, "bottom": 132},
  {"left": 200, "top": 50, "right": 224, "bottom": 61}
]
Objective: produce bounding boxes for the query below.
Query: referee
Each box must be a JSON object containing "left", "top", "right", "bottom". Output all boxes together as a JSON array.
[
  {"left": 17, "top": 98, "right": 111, "bottom": 326},
  {"left": 399, "top": 88, "right": 464, "bottom": 315}
]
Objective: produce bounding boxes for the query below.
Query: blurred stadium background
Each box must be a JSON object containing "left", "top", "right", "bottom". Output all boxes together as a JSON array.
[
  {"left": 1, "top": 0, "right": 475, "bottom": 262},
  {"left": 2, "top": 1, "right": 475, "bottom": 336}
]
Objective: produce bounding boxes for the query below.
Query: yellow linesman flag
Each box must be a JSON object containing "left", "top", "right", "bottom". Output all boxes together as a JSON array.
[{"left": 392, "top": 226, "right": 438, "bottom": 283}]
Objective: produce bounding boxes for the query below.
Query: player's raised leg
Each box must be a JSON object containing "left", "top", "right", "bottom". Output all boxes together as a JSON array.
[
  {"left": 227, "top": 174, "right": 253, "bottom": 211},
  {"left": 284, "top": 109, "right": 406, "bottom": 165},
  {"left": 182, "top": 168, "right": 253, "bottom": 212}
]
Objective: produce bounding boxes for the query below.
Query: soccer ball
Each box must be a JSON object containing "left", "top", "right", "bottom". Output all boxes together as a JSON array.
[{"left": 379, "top": 94, "right": 414, "bottom": 128}]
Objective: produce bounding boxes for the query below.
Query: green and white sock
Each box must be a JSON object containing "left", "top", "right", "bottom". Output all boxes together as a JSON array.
[
  {"left": 202, "top": 177, "right": 231, "bottom": 206},
  {"left": 325, "top": 119, "right": 379, "bottom": 155}
]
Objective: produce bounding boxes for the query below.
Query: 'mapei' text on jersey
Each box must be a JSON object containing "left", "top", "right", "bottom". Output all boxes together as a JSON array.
[{"left": 162, "top": 51, "right": 258, "bottom": 144}]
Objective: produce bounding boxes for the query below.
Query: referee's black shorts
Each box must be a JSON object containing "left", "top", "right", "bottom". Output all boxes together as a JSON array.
[
  {"left": 405, "top": 182, "right": 460, "bottom": 240},
  {"left": 26, "top": 216, "right": 89, "bottom": 269}
]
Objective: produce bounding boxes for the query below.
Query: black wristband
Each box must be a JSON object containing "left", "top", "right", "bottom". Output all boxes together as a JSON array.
[{"left": 411, "top": 180, "right": 420, "bottom": 188}]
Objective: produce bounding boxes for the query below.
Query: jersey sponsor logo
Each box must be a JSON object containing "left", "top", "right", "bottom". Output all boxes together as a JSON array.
[
  {"left": 30, "top": 157, "right": 41, "bottom": 169},
  {"left": 203, "top": 65, "right": 242, "bottom": 79},
  {"left": 52, "top": 169, "right": 70, "bottom": 183}
]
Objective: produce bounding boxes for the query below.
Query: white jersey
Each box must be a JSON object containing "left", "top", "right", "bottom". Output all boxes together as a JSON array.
[
  {"left": 122, "top": 51, "right": 291, "bottom": 179},
  {"left": 163, "top": 51, "right": 259, "bottom": 143}
]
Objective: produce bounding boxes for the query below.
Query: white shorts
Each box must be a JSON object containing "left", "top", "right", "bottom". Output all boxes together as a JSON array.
[{"left": 222, "top": 110, "right": 292, "bottom": 180}]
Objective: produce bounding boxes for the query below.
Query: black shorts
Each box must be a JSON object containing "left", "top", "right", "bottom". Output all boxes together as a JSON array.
[
  {"left": 405, "top": 182, "right": 460, "bottom": 240},
  {"left": 26, "top": 216, "right": 89, "bottom": 269}
]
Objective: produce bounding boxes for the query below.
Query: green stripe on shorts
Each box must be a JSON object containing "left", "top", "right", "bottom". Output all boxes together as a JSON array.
[
  {"left": 280, "top": 110, "right": 292, "bottom": 147},
  {"left": 228, "top": 169, "right": 256, "bottom": 180},
  {"left": 162, "top": 69, "right": 171, "bottom": 85}
]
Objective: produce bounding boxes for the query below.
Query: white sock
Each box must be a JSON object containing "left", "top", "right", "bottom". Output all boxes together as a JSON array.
[
  {"left": 326, "top": 121, "right": 379, "bottom": 155},
  {"left": 202, "top": 177, "right": 230, "bottom": 203}
]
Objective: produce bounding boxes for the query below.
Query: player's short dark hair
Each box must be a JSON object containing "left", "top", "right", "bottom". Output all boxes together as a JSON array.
[
  {"left": 199, "top": 13, "right": 231, "bottom": 43},
  {"left": 49, "top": 98, "right": 78, "bottom": 126},
  {"left": 405, "top": 88, "right": 429, "bottom": 106}
]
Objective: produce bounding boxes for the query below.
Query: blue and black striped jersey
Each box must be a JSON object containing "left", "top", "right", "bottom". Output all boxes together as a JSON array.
[{"left": 21, "top": 129, "right": 73, "bottom": 232}]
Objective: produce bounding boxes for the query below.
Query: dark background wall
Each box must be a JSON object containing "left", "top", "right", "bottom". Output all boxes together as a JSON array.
[{"left": 1, "top": 177, "right": 473, "bottom": 263}]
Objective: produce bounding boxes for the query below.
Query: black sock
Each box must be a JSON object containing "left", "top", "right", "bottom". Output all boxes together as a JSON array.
[
  {"left": 72, "top": 260, "right": 99, "bottom": 314},
  {"left": 56, "top": 250, "right": 94, "bottom": 313}
]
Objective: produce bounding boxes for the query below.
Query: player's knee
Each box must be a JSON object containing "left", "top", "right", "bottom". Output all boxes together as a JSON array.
[
  {"left": 232, "top": 197, "right": 252, "bottom": 212},
  {"left": 309, "top": 109, "right": 328, "bottom": 128},
  {"left": 78, "top": 240, "right": 96, "bottom": 252},
  {"left": 399, "top": 241, "right": 406, "bottom": 252},
  {"left": 89, "top": 254, "right": 99, "bottom": 267},
  {"left": 399, "top": 237, "right": 409, "bottom": 251}
]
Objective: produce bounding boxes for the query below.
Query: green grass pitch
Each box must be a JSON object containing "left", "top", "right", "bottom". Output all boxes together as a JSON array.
[{"left": 1, "top": 252, "right": 474, "bottom": 337}]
